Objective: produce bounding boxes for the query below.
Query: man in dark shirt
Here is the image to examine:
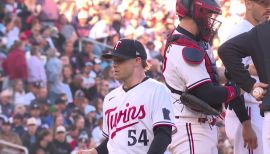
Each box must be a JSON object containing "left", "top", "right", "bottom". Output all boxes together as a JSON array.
[
  {"left": 52, "top": 126, "right": 71, "bottom": 154},
  {"left": 218, "top": 20, "right": 270, "bottom": 154}
]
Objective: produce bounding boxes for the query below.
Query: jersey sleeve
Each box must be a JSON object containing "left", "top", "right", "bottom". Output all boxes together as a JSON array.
[
  {"left": 151, "top": 84, "right": 175, "bottom": 128},
  {"left": 177, "top": 51, "right": 211, "bottom": 90},
  {"left": 102, "top": 96, "right": 109, "bottom": 139}
]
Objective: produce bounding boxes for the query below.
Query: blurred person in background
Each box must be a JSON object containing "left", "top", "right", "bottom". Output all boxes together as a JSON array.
[
  {"left": 84, "top": 104, "right": 96, "bottom": 135},
  {"left": 102, "top": 66, "right": 120, "bottom": 91},
  {"left": 38, "top": 98, "right": 53, "bottom": 128},
  {"left": 89, "top": 10, "right": 116, "bottom": 40},
  {"left": 45, "top": 48, "right": 62, "bottom": 95},
  {"left": 146, "top": 41, "right": 162, "bottom": 61},
  {"left": 62, "top": 64, "right": 73, "bottom": 85},
  {"left": 77, "top": 41, "right": 95, "bottom": 68},
  {"left": 67, "top": 89, "right": 87, "bottom": 114},
  {"left": 27, "top": 44, "right": 47, "bottom": 85},
  {"left": 2, "top": 40, "right": 28, "bottom": 83},
  {"left": 53, "top": 114, "right": 66, "bottom": 133},
  {"left": 10, "top": 79, "right": 26, "bottom": 105},
  {"left": 21, "top": 117, "right": 39, "bottom": 151},
  {"left": 13, "top": 104, "right": 26, "bottom": 116},
  {"left": 24, "top": 81, "right": 42, "bottom": 105},
  {"left": 0, "top": 118, "right": 22, "bottom": 154},
  {"left": 146, "top": 59, "right": 163, "bottom": 82},
  {"left": 11, "top": 113, "right": 25, "bottom": 138},
  {"left": 0, "top": 89, "right": 14, "bottom": 117},
  {"left": 56, "top": 14, "right": 78, "bottom": 42},
  {"left": 91, "top": 118, "right": 104, "bottom": 146},
  {"left": 81, "top": 61, "right": 96, "bottom": 89},
  {"left": 71, "top": 131, "right": 95, "bottom": 154},
  {"left": 31, "top": 128, "right": 54, "bottom": 154},
  {"left": 52, "top": 125, "right": 71, "bottom": 154},
  {"left": 74, "top": 10, "right": 92, "bottom": 38},
  {"left": 61, "top": 40, "right": 80, "bottom": 73},
  {"left": 93, "top": 97, "right": 103, "bottom": 119},
  {"left": 74, "top": 114, "right": 86, "bottom": 134},
  {"left": 3, "top": 16, "right": 21, "bottom": 49},
  {"left": 66, "top": 124, "right": 80, "bottom": 150},
  {"left": 54, "top": 93, "right": 68, "bottom": 117},
  {"left": 29, "top": 101, "right": 42, "bottom": 126},
  {"left": 40, "top": 25, "right": 55, "bottom": 49}
]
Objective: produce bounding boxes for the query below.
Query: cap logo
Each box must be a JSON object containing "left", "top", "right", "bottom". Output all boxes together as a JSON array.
[
  {"left": 136, "top": 51, "right": 140, "bottom": 56},
  {"left": 114, "top": 41, "right": 122, "bottom": 51}
]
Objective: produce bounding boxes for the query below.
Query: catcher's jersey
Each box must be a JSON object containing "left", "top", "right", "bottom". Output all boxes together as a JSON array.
[
  {"left": 163, "top": 30, "right": 215, "bottom": 118},
  {"left": 102, "top": 78, "right": 175, "bottom": 154}
]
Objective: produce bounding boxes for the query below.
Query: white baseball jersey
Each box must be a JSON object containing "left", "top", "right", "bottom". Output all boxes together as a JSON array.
[
  {"left": 163, "top": 30, "right": 215, "bottom": 118},
  {"left": 224, "top": 19, "right": 263, "bottom": 154},
  {"left": 164, "top": 29, "right": 219, "bottom": 154},
  {"left": 102, "top": 78, "right": 175, "bottom": 154}
]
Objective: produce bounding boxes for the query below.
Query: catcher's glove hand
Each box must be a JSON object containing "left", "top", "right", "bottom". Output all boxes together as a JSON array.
[{"left": 180, "top": 93, "right": 220, "bottom": 115}]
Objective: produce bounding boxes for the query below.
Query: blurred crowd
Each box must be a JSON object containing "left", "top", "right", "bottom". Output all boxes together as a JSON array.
[{"left": 0, "top": 0, "right": 245, "bottom": 154}]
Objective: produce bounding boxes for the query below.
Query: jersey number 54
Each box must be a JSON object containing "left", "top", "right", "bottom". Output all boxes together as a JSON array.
[{"left": 128, "top": 129, "right": 149, "bottom": 146}]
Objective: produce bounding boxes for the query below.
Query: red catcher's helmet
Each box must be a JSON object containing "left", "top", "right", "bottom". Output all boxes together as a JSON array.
[{"left": 176, "top": 0, "right": 222, "bottom": 41}]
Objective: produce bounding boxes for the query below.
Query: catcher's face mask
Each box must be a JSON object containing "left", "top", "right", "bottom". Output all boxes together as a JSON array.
[{"left": 176, "top": 0, "right": 222, "bottom": 41}]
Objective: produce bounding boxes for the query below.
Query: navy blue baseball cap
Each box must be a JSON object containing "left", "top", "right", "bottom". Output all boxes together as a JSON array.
[{"left": 102, "top": 39, "right": 147, "bottom": 60}]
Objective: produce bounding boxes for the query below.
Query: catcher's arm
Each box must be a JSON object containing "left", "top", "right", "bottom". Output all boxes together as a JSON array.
[{"left": 188, "top": 81, "right": 240, "bottom": 106}]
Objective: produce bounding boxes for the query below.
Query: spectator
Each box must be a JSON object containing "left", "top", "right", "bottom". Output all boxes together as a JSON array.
[
  {"left": 54, "top": 93, "right": 68, "bottom": 116},
  {"left": 0, "top": 89, "right": 14, "bottom": 117},
  {"left": 23, "top": 81, "right": 42, "bottom": 105},
  {"left": 21, "top": 117, "right": 39, "bottom": 151},
  {"left": 102, "top": 66, "right": 120, "bottom": 91},
  {"left": 14, "top": 104, "right": 26, "bottom": 116},
  {"left": 45, "top": 48, "right": 62, "bottom": 91},
  {"left": 84, "top": 105, "right": 96, "bottom": 135},
  {"left": 66, "top": 125, "right": 80, "bottom": 150},
  {"left": 53, "top": 114, "right": 66, "bottom": 131},
  {"left": 38, "top": 98, "right": 53, "bottom": 128},
  {"left": 0, "top": 118, "right": 22, "bottom": 154},
  {"left": 27, "top": 44, "right": 47, "bottom": 84},
  {"left": 91, "top": 118, "right": 104, "bottom": 146},
  {"left": 62, "top": 64, "right": 73, "bottom": 84},
  {"left": 71, "top": 131, "right": 95, "bottom": 154},
  {"left": 2, "top": 40, "right": 28, "bottom": 82},
  {"left": 10, "top": 79, "right": 26, "bottom": 105},
  {"left": 146, "top": 41, "right": 162, "bottom": 61},
  {"left": 52, "top": 125, "right": 71, "bottom": 154},
  {"left": 66, "top": 89, "right": 87, "bottom": 115},
  {"left": 74, "top": 10, "right": 92, "bottom": 38},
  {"left": 74, "top": 114, "right": 85, "bottom": 133},
  {"left": 11, "top": 113, "right": 25, "bottom": 138},
  {"left": 29, "top": 101, "right": 42, "bottom": 126},
  {"left": 40, "top": 25, "right": 55, "bottom": 49},
  {"left": 56, "top": 14, "right": 78, "bottom": 42},
  {"left": 31, "top": 128, "right": 54, "bottom": 154},
  {"left": 81, "top": 62, "right": 96, "bottom": 89},
  {"left": 77, "top": 41, "right": 95, "bottom": 68},
  {"left": 62, "top": 40, "right": 80, "bottom": 73},
  {"left": 93, "top": 97, "right": 103, "bottom": 119}
]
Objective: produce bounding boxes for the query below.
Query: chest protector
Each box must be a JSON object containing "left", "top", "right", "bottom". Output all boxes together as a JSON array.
[{"left": 163, "top": 34, "right": 219, "bottom": 85}]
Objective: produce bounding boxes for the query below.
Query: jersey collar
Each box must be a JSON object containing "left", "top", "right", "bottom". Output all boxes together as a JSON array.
[
  {"left": 176, "top": 25, "right": 200, "bottom": 41},
  {"left": 122, "top": 77, "right": 149, "bottom": 92}
]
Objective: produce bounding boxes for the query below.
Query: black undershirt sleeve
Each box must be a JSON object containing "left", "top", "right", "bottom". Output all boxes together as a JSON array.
[
  {"left": 228, "top": 95, "right": 250, "bottom": 123},
  {"left": 147, "top": 125, "right": 172, "bottom": 154},
  {"left": 189, "top": 82, "right": 228, "bottom": 105},
  {"left": 95, "top": 138, "right": 109, "bottom": 154}
]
